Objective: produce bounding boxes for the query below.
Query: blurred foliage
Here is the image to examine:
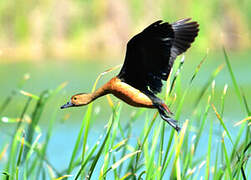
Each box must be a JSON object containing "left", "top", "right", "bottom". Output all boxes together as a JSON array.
[{"left": 0, "top": 0, "right": 250, "bottom": 61}]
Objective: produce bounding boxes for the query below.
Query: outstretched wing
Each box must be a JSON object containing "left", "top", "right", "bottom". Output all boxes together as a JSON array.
[{"left": 118, "top": 18, "right": 199, "bottom": 94}]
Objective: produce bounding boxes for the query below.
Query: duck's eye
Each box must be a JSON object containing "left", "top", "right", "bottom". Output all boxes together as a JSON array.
[{"left": 74, "top": 97, "right": 77, "bottom": 100}]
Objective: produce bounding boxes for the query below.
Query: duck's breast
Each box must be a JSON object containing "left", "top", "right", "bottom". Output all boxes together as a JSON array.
[{"left": 108, "top": 77, "right": 154, "bottom": 108}]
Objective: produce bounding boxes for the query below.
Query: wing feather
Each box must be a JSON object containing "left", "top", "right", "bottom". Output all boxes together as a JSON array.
[{"left": 118, "top": 18, "right": 199, "bottom": 94}]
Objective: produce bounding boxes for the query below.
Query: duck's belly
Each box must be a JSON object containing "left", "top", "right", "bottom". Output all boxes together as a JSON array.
[{"left": 109, "top": 78, "right": 154, "bottom": 108}]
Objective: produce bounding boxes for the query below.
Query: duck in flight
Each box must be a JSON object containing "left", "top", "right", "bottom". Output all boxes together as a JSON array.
[{"left": 61, "top": 18, "right": 199, "bottom": 131}]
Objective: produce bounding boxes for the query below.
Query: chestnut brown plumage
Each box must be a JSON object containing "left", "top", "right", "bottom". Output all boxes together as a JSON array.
[{"left": 61, "top": 18, "right": 199, "bottom": 131}]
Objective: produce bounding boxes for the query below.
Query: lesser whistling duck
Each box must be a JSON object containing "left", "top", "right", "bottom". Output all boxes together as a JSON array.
[{"left": 61, "top": 18, "right": 199, "bottom": 131}]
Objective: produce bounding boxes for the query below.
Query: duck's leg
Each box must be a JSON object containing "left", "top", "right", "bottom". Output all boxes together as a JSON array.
[
  {"left": 143, "top": 90, "right": 181, "bottom": 132},
  {"left": 157, "top": 104, "right": 181, "bottom": 132}
]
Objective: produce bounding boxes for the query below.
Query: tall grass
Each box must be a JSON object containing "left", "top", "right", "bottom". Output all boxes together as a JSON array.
[{"left": 0, "top": 49, "right": 250, "bottom": 179}]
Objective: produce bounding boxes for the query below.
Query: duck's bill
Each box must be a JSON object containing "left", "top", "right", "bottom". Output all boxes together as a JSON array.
[{"left": 60, "top": 101, "right": 75, "bottom": 109}]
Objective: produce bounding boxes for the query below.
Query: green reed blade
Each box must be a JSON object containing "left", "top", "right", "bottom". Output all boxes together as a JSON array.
[
  {"left": 156, "top": 121, "right": 165, "bottom": 180},
  {"left": 145, "top": 123, "right": 161, "bottom": 179},
  {"left": 170, "top": 56, "right": 185, "bottom": 94},
  {"left": 0, "top": 74, "right": 30, "bottom": 115},
  {"left": 222, "top": 47, "right": 244, "bottom": 111},
  {"left": 205, "top": 119, "right": 212, "bottom": 179},
  {"left": 222, "top": 137, "right": 233, "bottom": 179},
  {"left": 5, "top": 97, "right": 31, "bottom": 175},
  {"left": 23, "top": 90, "right": 50, "bottom": 163},
  {"left": 190, "top": 50, "right": 208, "bottom": 84},
  {"left": 15, "top": 131, "right": 25, "bottom": 180},
  {"left": 211, "top": 104, "right": 233, "bottom": 144},
  {"left": 100, "top": 104, "right": 122, "bottom": 179},
  {"left": 103, "top": 150, "right": 141, "bottom": 178},
  {"left": 241, "top": 90, "right": 251, "bottom": 116},
  {"left": 194, "top": 64, "right": 224, "bottom": 107}
]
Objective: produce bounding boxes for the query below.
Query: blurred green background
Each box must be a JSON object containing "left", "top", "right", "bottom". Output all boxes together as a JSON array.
[
  {"left": 0, "top": 0, "right": 250, "bottom": 178},
  {"left": 0, "top": 0, "right": 250, "bottom": 61}
]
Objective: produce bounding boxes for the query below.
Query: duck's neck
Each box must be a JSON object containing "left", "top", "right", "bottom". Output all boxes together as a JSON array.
[
  {"left": 77, "top": 85, "right": 109, "bottom": 105},
  {"left": 91, "top": 86, "right": 109, "bottom": 101}
]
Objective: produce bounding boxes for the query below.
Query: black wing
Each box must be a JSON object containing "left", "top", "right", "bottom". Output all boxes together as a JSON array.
[{"left": 118, "top": 18, "right": 199, "bottom": 94}]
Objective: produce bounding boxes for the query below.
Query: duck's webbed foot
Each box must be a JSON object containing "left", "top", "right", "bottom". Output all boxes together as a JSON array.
[{"left": 158, "top": 105, "right": 181, "bottom": 132}]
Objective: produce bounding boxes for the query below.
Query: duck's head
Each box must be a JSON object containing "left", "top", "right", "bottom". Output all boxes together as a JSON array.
[{"left": 60, "top": 93, "right": 93, "bottom": 109}]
